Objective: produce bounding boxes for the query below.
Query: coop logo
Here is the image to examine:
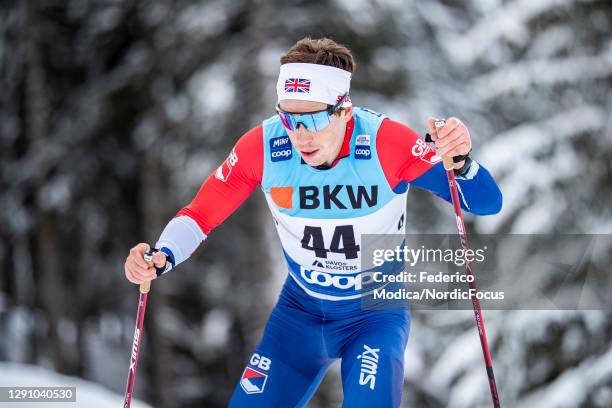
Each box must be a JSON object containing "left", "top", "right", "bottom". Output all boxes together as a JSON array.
[
  {"left": 271, "top": 149, "right": 292, "bottom": 159},
  {"left": 301, "top": 267, "right": 364, "bottom": 291},
  {"left": 215, "top": 148, "right": 238, "bottom": 182},
  {"left": 299, "top": 185, "right": 378, "bottom": 209},
  {"left": 240, "top": 353, "right": 272, "bottom": 394},
  {"left": 299, "top": 268, "right": 378, "bottom": 292},
  {"left": 270, "top": 136, "right": 292, "bottom": 162},
  {"left": 355, "top": 134, "right": 371, "bottom": 160},
  {"left": 355, "top": 147, "right": 371, "bottom": 159},
  {"left": 411, "top": 138, "right": 441, "bottom": 165},
  {"left": 358, "top": 344, "right": 380, "bottom": 390}
]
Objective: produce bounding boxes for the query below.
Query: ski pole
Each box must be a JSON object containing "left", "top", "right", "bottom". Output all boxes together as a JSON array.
[
  {"left": 434, "top": 119, "right": 501, "bottom": 408},
  {"left": 123, "top": 249, "right": 158, "bottom": 408}
]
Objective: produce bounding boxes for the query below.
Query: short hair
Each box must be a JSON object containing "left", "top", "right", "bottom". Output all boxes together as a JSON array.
[{"left": 280, "top": 37, "right": 356, "bottom": 74}]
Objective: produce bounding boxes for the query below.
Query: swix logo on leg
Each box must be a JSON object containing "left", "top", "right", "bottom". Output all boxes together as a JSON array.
[
  {"left": 240, "top": 353, "right": 272, "bottom": 394},
  {"left": 357, "top": 344, "right": 380, "bottom": 390},
  {"left": 215, "top": 148, "right": 238, "bottom": 182}
]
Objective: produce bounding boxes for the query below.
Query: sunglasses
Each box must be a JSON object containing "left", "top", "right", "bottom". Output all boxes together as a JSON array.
[{"left": 276, "top": 93, "right": 349, "bottom": 132}]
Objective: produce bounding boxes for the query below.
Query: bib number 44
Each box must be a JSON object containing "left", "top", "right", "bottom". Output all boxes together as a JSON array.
[{"left": 301, "top": 225, "right": 360, "bottom": 259}]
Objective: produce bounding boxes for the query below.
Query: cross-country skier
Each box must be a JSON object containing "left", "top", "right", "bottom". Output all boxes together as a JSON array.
[{"left": 124, "top": 37, "right": 502, "bottom": 407}]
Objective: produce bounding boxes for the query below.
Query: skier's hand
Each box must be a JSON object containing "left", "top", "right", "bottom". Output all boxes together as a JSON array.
[
  {"left": 427, "top": 117, "right": 472, "bottom": 169},
  {"left": 124, "top": 243, "right": 166, "bottom": 284}
]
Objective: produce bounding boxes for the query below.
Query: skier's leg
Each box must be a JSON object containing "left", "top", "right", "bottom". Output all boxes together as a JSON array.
[
  {"left": 228, "top": 298, "right": 332, "bottom": 408},
  {"left": 340, "top": 310, "right": 410, "bottom": 408}
]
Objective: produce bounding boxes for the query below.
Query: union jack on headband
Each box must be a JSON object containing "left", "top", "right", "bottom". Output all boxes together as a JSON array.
[{"left": 284, "top": 78, "right": 311, "bottom": 93}]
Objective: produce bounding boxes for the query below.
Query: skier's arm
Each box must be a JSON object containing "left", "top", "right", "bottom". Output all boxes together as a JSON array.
[
  {"left": 377, "top": 118, "right": 502, "bottom": 215},
  {"left": 376, "top": 118, "right": 440, "bottom": 190},
  {"left": 153, "top": 125, "right": 264, "bottom": 273},
  {"left": 410, "top": 162, "right": 502, "bottom": 215}
]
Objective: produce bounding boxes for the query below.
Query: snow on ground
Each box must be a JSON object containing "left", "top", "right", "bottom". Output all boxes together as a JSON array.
[{"left": 0, "top": 362, "right": 152, "bottom": 408}]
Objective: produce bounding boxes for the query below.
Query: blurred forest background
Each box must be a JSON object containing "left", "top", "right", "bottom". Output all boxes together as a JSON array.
[{"left": 1, "top": 0, "right": 611, "bottom": 407}]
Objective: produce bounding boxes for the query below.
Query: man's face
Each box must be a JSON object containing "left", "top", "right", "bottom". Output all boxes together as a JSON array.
[{"left": 279, "top": 99, "right": 351, "bottom": 167}]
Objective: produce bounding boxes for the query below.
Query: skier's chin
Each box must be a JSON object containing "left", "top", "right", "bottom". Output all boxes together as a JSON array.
[{"left": 300, "top": 150, "right": 324, "bottom": 166}]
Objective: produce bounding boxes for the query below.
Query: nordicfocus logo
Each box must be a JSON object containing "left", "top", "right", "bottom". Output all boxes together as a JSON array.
[
  {"left": 411, "top": 138, "right": 441, "bottom": 165},
  {"left": 358, "top": 344, "right": 380, "bottom": 390},
  {"left": 240, "top": 353, "right": 272, "bottom": 394},
  {"left": 270, "top": 136, "right": 292, "bottom": 162},
  {"left": 300, "top": 185, "right": 378, "bottom": 209},
  {"left": 215, "top": 148, "right": 238, "bottom": 182}
]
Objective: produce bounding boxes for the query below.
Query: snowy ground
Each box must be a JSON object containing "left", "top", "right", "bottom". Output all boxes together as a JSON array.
[{"left": 0, "top": 362, "right": 152, "bottom": 408}]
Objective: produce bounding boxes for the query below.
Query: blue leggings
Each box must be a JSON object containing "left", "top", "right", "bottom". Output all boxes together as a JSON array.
[{"left": 229, "top": 277, "right": 410, "bottom": 407}]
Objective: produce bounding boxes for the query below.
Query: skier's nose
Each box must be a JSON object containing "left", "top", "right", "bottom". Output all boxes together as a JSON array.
[{"left": 295, "top": 127, "right": 313, "bottom": 145}]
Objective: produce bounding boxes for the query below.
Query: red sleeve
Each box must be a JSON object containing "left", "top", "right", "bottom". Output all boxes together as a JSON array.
[
  {"left": 176, "top": 125, "right": 263, "bottom": 234},
  {"left": 377, "top": 119, "right": 441, "bottom": 189}
]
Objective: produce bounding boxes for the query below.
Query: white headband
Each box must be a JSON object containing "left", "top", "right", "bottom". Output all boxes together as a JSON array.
[{"left": 277, "top": 63, "right": 351, "bottom": 106}]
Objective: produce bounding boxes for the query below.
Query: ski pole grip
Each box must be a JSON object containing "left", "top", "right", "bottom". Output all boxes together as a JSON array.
[
  {"left": 434, "top": 119, "right": 455, "bottom": 171},
  {"left": 140, "top": 251, "right": 155, "bottom": 294}
]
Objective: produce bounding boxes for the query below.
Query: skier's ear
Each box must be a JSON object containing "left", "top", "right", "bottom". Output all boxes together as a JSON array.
[{"left": 337, "top": 106, "right": 353, "bottom": 122}]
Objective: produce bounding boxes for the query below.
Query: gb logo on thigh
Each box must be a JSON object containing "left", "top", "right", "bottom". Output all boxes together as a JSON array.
[{"left": 240, "top": 353, "right": 272, "bottom": 394}]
